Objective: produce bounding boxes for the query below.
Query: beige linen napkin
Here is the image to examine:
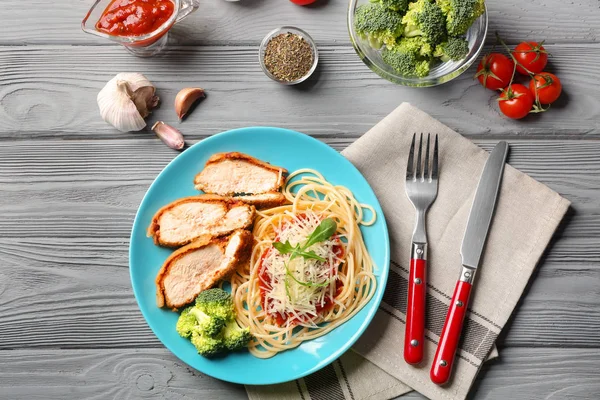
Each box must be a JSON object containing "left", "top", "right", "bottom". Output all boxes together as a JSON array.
[{"left": 246, "top": 103, "right": 570, "bottom": 400}]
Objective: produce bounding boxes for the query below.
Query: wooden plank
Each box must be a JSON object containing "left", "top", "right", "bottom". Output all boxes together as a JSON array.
[
  {"left": 0, "top": 348, "right": 247, "bottom": 400},
  {"left": 469, "top": 348, "right": 600, "bottom": 400},
  {"left": 1, "top": 0, "right": 598, "bottom": 45},
  {"left": 0, "top": 44, "right": 598, "bottom": 140},
  {"left": 0, "top": 236, "right": 597, "bottom": 349},
  {"left": 0, "top": 138, "right": 597, "bottom": 239},
  {"left": 0, "top": 348, "right": 598, "bottom": 399}
]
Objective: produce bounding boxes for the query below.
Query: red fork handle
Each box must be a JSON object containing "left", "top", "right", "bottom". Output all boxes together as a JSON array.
[
  {"left": 404, "top": 258, "right": 426, "bottom": 364},
  {"left": 430, "top": 279, "right": 473, "bottom": 385}
]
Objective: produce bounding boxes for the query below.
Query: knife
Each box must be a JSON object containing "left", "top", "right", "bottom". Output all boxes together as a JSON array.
[{"left": 430, "top": 141, "right": 509, "bottom": 385}]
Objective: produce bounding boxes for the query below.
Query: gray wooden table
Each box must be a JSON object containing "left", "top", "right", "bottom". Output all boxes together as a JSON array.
[{"left": 1, "top": 0, "right": 599, "bottom": 399}]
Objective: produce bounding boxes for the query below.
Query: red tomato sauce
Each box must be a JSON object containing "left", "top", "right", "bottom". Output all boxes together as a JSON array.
[{"left": 96, "top": 0, "right": 175, "bottom": 36}]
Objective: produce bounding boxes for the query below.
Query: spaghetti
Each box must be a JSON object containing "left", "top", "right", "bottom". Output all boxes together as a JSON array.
[{"left": 230, "top": 169, "right": 377, "bottom": 358}]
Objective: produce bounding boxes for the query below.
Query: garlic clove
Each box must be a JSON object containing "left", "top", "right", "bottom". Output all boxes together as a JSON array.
[
  {"left": 174, "top": 87, "right": 205, "bottom": 120},
  {"left": 152, "top": 121, "right": 185, "bottom": 150},
  {"left": 97, "top": 73, "right": 159, "bottom": 132}
]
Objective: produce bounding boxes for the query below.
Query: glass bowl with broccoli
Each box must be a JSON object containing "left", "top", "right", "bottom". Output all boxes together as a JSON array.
[{"left": 348, "top": 0, "right": 488, "bottom": 87}]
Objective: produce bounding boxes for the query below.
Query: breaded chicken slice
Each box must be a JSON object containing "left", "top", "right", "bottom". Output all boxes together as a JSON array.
[
  {"left": 193, "top": 152, "right": 288, "bottom": 208},
  {"left": 155, "top": 230, "right": 253, "bottom": 309},
  {"left": 148, "top": 194, "right": 254, "bottom": 247}
]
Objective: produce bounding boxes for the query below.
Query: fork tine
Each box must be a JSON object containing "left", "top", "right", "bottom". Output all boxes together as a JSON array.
[
  {"left": 424, "top": 133, "right": 430, "bottom": 179},
  {"left": 406, "top": 134, "right": 416, "bottom": 179},
  {"left": 432, "top": 134, "right": 439, "bottom": 180},
  {"left": 415, "top": 133, "right": 423, "bottom": 179}
]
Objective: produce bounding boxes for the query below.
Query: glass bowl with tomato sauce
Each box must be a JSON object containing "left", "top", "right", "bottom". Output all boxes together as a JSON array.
[
  {"left": 82, "top": 0, "right": 199, "bottom": 57},
  {"left": 347, "top": 0, "right": 488, "bottom": 87}
]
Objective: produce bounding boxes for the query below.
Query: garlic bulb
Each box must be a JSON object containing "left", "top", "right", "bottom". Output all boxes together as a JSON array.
[{"left": 97, "top": 73, "right": 159, "bottom": 132}]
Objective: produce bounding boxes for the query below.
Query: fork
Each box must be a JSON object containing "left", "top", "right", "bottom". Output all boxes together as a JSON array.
[{"left": 404, "top": 133, "right": 439, "bottom": 365}]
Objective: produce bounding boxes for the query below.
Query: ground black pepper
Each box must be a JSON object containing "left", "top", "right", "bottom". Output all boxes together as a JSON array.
[{"left": 264, "top": 33, "right": 314, "bottom": 82}]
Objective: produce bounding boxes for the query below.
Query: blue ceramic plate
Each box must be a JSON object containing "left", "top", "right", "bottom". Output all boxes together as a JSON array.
[{"left": 130, "top": 127, "right": 390, "bottom": 385}]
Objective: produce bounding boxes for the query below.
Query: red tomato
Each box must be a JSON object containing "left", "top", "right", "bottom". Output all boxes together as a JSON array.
[
  {"left": 475, "top": 53, "right": 514, "bottom": 90},
  {"left": 529, "top": 73, "right": 562, "bottom": 105},
  {"left": 512, "top": 42, "right": 548, "bottom": 75},
  {"left": 289, "top": 0, "right": 317, "bottom": 5},
  {"left": 498, "top": 84, "right": 535, "bottom": 119}
]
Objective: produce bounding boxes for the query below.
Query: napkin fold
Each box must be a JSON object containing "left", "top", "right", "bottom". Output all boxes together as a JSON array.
[{"left": 246, "top": 103, "right": 570, "bottom": 400}]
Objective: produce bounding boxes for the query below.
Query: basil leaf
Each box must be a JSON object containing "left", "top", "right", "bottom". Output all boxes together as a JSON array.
[
  {"left": 274, "top": 218, "right": 336, "bottom": 263},
  {"left": 303, "top": 218, "right": 337, "bottom": 249},
  {"left": 274, "top": 241, "right": 323, "bottom": 262},
  {"left": 273, "top": 240, "right": 294, "bottom": 255},
  {"left": 294, "top": 249, "right": 325, "bottom": 262}
]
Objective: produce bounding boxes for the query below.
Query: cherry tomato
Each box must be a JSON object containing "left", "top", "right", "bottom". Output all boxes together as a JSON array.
[
  {"left": 498, "top": 84, "right": 534, "bottom": 119},
  {"left": 289, "top": 0, "right": 317, "bottom": 5},
  {"left": 512, "top": 42, "right": 548, "bottom": 75},
  {"left": 529, "top": 72, "right": 562, "bottom": 105},
  {"left": 475, "top": 53, "right": 514, "bottom": 90}
]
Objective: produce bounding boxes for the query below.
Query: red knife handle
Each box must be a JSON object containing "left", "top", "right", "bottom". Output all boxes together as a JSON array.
[
  {"left": 404, "top": 258, "right": 426, "bottom": 364},
  {"left": 430, "top": 277, "right": 473, "bottom": 385}
]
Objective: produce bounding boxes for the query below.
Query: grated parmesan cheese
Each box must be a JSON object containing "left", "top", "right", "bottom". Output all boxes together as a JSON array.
[{"left": 261, "top": 211, "right": 344, "bottom": 327}]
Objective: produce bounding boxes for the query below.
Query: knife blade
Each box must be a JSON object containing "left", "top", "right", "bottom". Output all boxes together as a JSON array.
[
  {"left": 430, "top": 141, "right": 509, "bottom": 386},
  {"left": 461, "top": 141, "right": 509, "bottom": 269}
]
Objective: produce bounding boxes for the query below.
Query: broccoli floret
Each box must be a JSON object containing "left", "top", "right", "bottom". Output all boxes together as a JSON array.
[
  {"left": 177, "top": 289, "right": 253, "bottom": 358},
  {"left": 354, "top": 3, "right": 404, "bottom": 49},
  {"left": 176, "top": 306, "right": 225, "bottom": 337},
  {"left": 190, "top": 308, "right": 226, "bottom": 336},
  {"left": 436, "top": 0, "right": 485, "bottom": 36},
  {"left": 397, "top": 35, "right": 434, "bottom": 57},
  {"left": 382, "top": 39, "right": 431, "bottom": 77},
  {"left": 195, "top": 288, "right": 235, "bottom": 321},
  {"left": 402, "top": 0, "right": 447, "bottom": 45},
  {"left": 190, "top": 331, "right": 223, "bottom": 357},
  {"left": 176, "top": 307, "right": 198, "bottom": 338},
  {"left": 223, "top": 319, "right": 252, "bottom": 351},
  {"left": 434, "top": 36, "right": 469, "bottom": 61},
  {"left": 370, "top": 0, "right": 410, "bottom": 13}
]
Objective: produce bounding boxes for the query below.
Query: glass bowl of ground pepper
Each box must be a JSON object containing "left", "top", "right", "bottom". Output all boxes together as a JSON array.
[{"left": 259, "top": 27, "right": 319, "bottom": 85}]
